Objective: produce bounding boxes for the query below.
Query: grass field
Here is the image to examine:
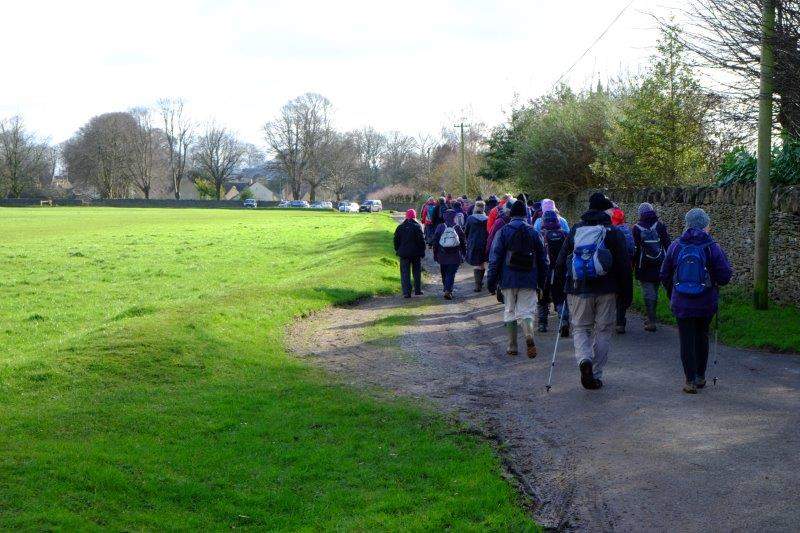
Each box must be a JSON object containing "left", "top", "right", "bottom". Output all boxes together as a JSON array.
[{"left": 0, "top": 208, "right": 536, "bottom": 530}]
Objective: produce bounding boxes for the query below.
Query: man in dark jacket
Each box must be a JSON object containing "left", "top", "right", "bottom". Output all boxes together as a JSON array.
[
  {"left": 487, "top": 198, "right": 548, "bottom": 358},
  {"left": 393, "top": 209, "right": 426, "bottom": 298},
  {"left": 554, "top": 192, "right": 633, "bottom": 390}
]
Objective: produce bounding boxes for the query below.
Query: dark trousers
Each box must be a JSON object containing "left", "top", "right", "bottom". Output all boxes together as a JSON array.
[
  {"left": 440, "top": 264, "right": 458, "bottom": 292},
  {"left": 677, "top": 316, "right": 713, "bottom": 382},
  {"left": 616, "top": 295, "right": 628, "bottom": 327},
  {"left": 400, "top": 257, "right": 422, "bottom": 296}
]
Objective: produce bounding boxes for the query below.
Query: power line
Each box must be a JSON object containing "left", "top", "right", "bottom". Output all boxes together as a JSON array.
[{"left": 551, "top": 0, "right": 636, "bottom": 89}]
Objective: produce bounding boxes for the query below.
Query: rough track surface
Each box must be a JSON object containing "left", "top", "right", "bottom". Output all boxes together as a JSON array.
[{"left": 289, "top": 251, "right": 800, "bottom": 531}]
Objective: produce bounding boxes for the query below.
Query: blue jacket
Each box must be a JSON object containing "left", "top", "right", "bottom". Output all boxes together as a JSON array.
[
  {"left": 660, "top": 228, "right": 733, "bottom": 318},
  {"left": 486, "top": 218, "right": 548, "bottom": 291},
  {"left": 533, "top": 215, "right": 570, "bottom": 234},
  {"left": 464, "top": 213, "right": 489, "bottom": 266}
]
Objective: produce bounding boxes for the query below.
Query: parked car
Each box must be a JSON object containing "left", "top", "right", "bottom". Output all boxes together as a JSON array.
[
  {"left": 243, "top": 198, "right": 258, "bottom": 209},
  {"left": 339, "top": 202, "right": 359, "bottom": 213},
  {"left": 310, "top": 201, "right": 334, "bottom": 210},
  {"left": 359, "top": 199, "right": 383, "bottom": 213},
  {"left": 277, "top": 200, "right": 290, "bottom": 208},
  {"left": 289, "top": 200, "right": 310, "bottom": 208}
]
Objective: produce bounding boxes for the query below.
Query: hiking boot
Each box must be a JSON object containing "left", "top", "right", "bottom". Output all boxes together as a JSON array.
[
  {"left": 443, "top": 291, "right": 453, "bottom": 300},
  {"left": 587, "top": 378, "right": 603, "bottom": 390},
  {"left": 695, "top": 377, "right": 707, "bottom": 389},
  {"left": 615, "top": 324, "right": 626, "bottom": 334},
  {"left": 505, "top": 321, "right": 519, "bottom": 356},
  {"left": 683, "top": 381, "right": 698, "bottom": 394},
  {"left": 473, "top": 269, "right": 484, "bottom": 292},
  {"left": 644, "top": 321, "right": 657, "bottom": 332},
  {"left": 403, "top": 294, "right": 411, "bottom": 299},
  {"left": 559, "top": 323, "right": 570, "bottom": 338},
  {"left": 414, "top": 290, "right": 423, "bottom": 296},
  {"left": 520, "top": 319, "right": 537, "bottom": 358},
  {"left": 496, "top": 290, "right": 504, "bottom": 304},
  {"left": 525, "top": 337, "right": 537, "bottom": 358},
  {"left": 579, "top": 360, "right": 594, "bottom": 390}
]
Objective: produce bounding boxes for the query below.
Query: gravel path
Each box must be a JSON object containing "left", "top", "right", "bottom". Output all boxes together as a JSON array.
[{"left": 289, "top": 249, "right": 800, "bottom": 531}]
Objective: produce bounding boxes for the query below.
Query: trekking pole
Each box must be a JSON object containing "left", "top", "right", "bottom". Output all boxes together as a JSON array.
[
  {"left": 712, "top": 297, "right": 720, "bottom": 386},
  {"left": 546, "top": 302, "right": 568, "bottom": 393}
]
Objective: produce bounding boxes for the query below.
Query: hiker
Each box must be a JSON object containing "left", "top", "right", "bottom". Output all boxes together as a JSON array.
[
  {"left": 432, "top": 208, "right": 466, "bottom": 300},
  {"left": 660, "top": 208, "right": 732, "bottom": 394},
  {"left": 452, "top": 201, "right": 466, "bottom": 228},
  {"left": 633, "top": 202, "right": 672, "bottom": 332},
  {"left": 464, "top": 200, "right": 489, "bottom": 292},
  {"left": 537, "top": 210, "right": 570, "bottom": 336},
  {"left": 468, "top": 195, "right": 482, "bottom": 216},
  {"left": 421, "top": 196, "right": 437, "bottom": 246},
  {"left": 431, "top": 197, "right": 447, "bottom": 229},
  {"left": 486, "top": 198, "right": 548, "bottom": 358},
  {"left": 460, "top": 195, "right": 471, "bottom": 216},
  {"left": 486, "top": 199, "right": 513, "bottom": 304},
  {"left": 393, "top": 209, "right": 426, "bottom": 298},
  {"left": 533, "top": 199, "right": 570, "bottom": 233},
  {"left": 554, "top": 192, "right": 633, "bottom": 390},
  {"left": 487, "top": 194, "right": 513, "bottom": 231},
  {"left": 611, "top": 207, "right": 636, "bottom": 334},
  {"left": 484, "top": 195, "right": 499, "bottom": 215}
]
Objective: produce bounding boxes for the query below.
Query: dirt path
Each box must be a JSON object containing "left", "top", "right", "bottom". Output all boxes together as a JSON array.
[{"left": 289, "top": 249, "right": 800, "bottom": 531}]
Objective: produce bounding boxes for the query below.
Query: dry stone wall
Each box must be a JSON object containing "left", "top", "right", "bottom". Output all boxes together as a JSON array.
[{"left": 560, "top": 184, "right": 800, "bottom": 305}]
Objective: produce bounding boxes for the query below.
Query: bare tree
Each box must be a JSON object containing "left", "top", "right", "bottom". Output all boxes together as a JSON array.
[
  {"left": 62, "top": 112, "right": 138, "bottom": 198},
  {"left": 322, "top": 132, "right": 360, "bottom": 202},
  {"left": 678, "top": 0, "right": 800, "bottom": 137},
  {"left": 352, "top": 126, "right": 386, "bottom": 192},
  {"left": 264, "top": 93, "right": 332, "bottom": 200},
  {"left": 158, "top": 99, "right": 193, "bottom": 200},
  {"left": 193, "top": 123, "right": 245, "bottom": 200},
  {"left": 121, "top": 107, "right": 163, "bottom": 199},
  {"left": 0, "top": 116, "right": 50, "bottom": 198},
  {"left": 381, "top": 131, "right": 418, "bottom": 185}
]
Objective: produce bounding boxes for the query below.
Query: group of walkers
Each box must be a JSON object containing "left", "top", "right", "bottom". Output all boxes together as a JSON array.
[{"left": 395, "top": 191, "right": 732, "bottom": 394}]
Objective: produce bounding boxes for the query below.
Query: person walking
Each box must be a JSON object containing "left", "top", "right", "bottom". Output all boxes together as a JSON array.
[
  {"left": 554, "top": 192, "right": 633, "bottom": 390},
  {"left": 633, "top": 202, "right": 671, "bottom": 332},
  {"left": 537, "top": 210, "right": 570, "bottom": 336},
  {"left": 611, "top": 207, "right": 636, "bottom": 334},
  {"left": 432, "top": 208, "right": 466, "bottom": 300},
  {"left": 533, "top": 199, "right": 570, "bottom": 233},
  {"left": 452, "top": 201, "right": 466, "bottom": 228},
  {"left": 660, "top": 208, "right": 732, "bottom": 394},
  {"left": 487, "top": 194, "right": 512, "bottom": 231},
  {"left": 486, "top": 199, "right": 548, "bottom": 358},
  {"left": 421, "top": 196, "right": 437, "bottom": 246},
  {"left": 393, "top": 209, "right": 426, "bottom": 298},
  {"left": 464, "top": 200, "right": 489, "bottom": 292}
]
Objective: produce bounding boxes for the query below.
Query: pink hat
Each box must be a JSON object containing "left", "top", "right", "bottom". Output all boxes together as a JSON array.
[
  {"left": 405, "top": 209, "right": 417, "bottom": 220},
  {"left": 542, "top": 198, "right": 556, "bottom": 212}
]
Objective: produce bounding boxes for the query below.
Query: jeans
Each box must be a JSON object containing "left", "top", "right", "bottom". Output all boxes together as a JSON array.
[
  {"left": 677, "top": 316, "right": 713, "bottom": 382},
  {"left": 440, "top": 263, "right": 458, "bottom": 292},
  {"left": 568, "top": 293, "right": 616, "bottom": 380},
  {"left": 400, "top": 257, "right": 422, "bottom": 296}
]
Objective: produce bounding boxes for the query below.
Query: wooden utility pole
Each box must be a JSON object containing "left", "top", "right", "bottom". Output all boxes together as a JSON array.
[
  {"left": 454, "top": 122, "right": 468, "bottom": 195},
  {"left": 754, "top": 0, "right": 776, "bottom": 310}
]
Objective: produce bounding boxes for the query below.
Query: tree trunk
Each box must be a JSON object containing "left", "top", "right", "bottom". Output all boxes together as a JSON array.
[
  {"left": 216, "top": 182, "right": 222, "bottom": 201},
  {"left": 308, "top": 187, "right": 316, "bottom": 202}
]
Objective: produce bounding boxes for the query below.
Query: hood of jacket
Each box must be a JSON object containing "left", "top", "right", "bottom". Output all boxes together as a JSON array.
[
  {"left": 580, "top": 209, "right": 612, "bottom": 227},
  {"left": 470, "top": 213, "right": 488, "bottom": 222},
  {"left": 679, "top": 227, "right": 713, "bottom": 245}
]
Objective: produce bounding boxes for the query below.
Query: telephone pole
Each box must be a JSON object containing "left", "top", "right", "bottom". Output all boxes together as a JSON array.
[
  {"left": 454, "top": 122, "right": 468, "bottom": 196},
  {"left": 754, "top": 0, "right": 776, "bottom": 310}
]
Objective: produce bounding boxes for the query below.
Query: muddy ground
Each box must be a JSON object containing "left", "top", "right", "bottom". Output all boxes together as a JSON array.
[{"left": 289, "top": 250, "right": 800, "bottom": 531}]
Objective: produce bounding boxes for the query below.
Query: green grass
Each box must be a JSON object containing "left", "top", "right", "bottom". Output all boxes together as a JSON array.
[
  {"left": 0, "top": 208, "right": 536, "bottom": 531},
  {"left": 633, "top": 283, "right": 800, "bottom": 353}
]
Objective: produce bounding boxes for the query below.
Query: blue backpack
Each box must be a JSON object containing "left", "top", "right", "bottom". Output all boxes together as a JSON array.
[
  {"left": 571, "top": 225, "right": 612, "bottom": 285},
  {"left": 673, "top": 242, "right": 713, "bottom": 296}
]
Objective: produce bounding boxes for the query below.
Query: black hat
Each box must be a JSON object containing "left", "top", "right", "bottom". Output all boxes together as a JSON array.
[
  {"left": 589, "top": 192, "right": 614, "bottom": 211},
  {"left": 510, "top": 199, "right": 527, "bottom": 217}
]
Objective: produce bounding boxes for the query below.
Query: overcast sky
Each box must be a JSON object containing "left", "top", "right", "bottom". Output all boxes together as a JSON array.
[{"left": 1, "top": 0, "right": 687, "bottom": 145}]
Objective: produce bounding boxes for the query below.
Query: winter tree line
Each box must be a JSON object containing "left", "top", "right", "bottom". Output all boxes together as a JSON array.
[{"left": 0, "top": 93, "right": 489, "bottom": 202}]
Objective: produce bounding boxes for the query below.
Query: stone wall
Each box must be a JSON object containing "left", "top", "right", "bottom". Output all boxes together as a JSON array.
[{"left": 560, "top": 184, "right": 800, "bottom": 305}]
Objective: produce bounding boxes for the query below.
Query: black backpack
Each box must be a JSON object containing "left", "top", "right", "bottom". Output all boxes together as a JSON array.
[{"left": 507, "top": 225, "right": 536, "bottom": 271}]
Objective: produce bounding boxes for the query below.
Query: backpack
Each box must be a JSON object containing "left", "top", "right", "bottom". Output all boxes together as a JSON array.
[
  {"left": 636, "top": 223, "right": 664, "bottom": 267},
  {"left": 506, "top": 225, "right": 536, "bottom": 271},
  {"left": 427, "top": 204, "right": 437, "bottom": 222},
  {"left": 541, "top": 227, "right": 566, "bottom": 264},
  {"left": 618, "top": 224, "right": 636, "bottom": 260},
  {"left": 571, "top": 225, "right": 612, "bottom": 285},
  {"left": 673, "top": 242, "right": 713, "bottom": 296},
  {"left": 439, "top": 225, "right": 460, "bottom": 249}
]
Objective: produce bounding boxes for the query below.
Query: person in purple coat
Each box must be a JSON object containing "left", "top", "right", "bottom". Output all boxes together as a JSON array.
[
  {"left": 432, "top": 209, "right": 467, "bottom": 300},
  {"left": 660, "top": 208, "right": 732, "bottom": 394}
]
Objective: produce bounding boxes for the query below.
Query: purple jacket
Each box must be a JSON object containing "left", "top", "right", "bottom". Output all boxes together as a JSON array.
[
  {"left": 432, "top": 210, "right": 466, "bottom": 265},
  {"left": 660, "top": 228, "right": 733, "bottom": 318}
]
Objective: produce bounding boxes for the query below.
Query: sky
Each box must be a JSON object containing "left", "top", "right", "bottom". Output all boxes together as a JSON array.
[{"left": 0, "top": 0, "right": 688, "bottom": 146}]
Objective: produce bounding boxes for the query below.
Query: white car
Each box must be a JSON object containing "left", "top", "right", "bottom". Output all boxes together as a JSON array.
[{"left": 339, "top": 202, "right": 359, "bottom": 213}]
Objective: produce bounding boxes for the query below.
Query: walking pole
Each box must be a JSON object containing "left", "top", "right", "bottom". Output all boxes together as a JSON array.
[
  {"left": 712, "top": 297, "right": 721, "bottom": 386},
  {"left": 546, "top": 302, "right": 568, "bottom": 393}
]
